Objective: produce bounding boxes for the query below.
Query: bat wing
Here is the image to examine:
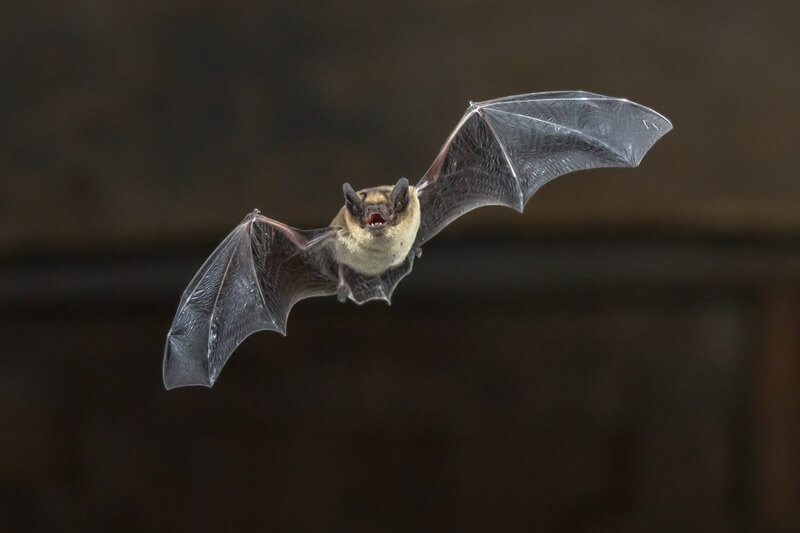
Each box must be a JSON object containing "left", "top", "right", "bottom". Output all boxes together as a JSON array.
[
  {"left": 163, "top": 210, "right": 339, "bottom": 389},
  {"left": 414, "top": 91, "right": 672, "bottom": 245}
]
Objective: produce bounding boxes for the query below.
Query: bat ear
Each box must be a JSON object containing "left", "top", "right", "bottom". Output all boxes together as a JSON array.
[
  {"left": 390, "top": 177, "right": 409, "bottom": 210},
  {"left": 343, "top": 183, "right": 362, "bottom": 215}
]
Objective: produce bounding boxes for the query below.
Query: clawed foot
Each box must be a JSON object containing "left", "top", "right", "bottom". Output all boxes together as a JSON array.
[
  {"left": 413, "top": 246, "right": 423, "bottom": 258},
  {"left": 337, "top": 284, "right": 348, "bottom": 303}
]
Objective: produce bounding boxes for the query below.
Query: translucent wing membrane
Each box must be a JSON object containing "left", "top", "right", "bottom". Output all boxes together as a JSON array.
[
  {"left": 414, "top": 91, "right": 672, "bottom": 245},
  {"left": 163, "top": 212, "right": 417, "bottom": 388},
  {"left": 163, "top": 212, "right": 338, "bottom": 389}
]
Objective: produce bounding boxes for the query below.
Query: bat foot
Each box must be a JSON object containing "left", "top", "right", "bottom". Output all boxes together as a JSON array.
[
  {"left": 413, "top": 246, "right": 423, "bottom": 259},
  {"left": 336, "top": 284, "right": 348, "bottom": 303}
]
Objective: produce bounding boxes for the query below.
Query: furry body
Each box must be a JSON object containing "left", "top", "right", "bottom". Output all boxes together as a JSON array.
[{"left": 330, "top": 185, "right": 421, "bottom": 276}]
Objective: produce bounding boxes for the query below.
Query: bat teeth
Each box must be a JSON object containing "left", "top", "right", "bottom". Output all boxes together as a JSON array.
[{"left": 367, "top": 213, "right": 386, "bottom": 225}]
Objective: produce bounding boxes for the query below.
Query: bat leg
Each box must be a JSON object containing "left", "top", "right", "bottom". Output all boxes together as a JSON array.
[
  {"left": 413, "top": 246, "right": 423, "bottom": 258},
  {"left": 336, "top": 263, "right": 348, "bottom": 303}
]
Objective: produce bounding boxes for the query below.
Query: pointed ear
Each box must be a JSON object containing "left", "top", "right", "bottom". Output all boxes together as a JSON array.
[
  {"left": 343, "top": 183, "right": 362, "bottom": 215},
  {"left": 389, "top": 177, "right": 409, "bottom": 209}
]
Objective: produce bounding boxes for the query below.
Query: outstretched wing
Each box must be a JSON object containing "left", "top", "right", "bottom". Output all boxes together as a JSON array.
[
  {"left": 414, "top": 91, "right": 672, "bottom": 246},
  {"left": 163, "top": 210, "right": 338, "bottom": 389}
]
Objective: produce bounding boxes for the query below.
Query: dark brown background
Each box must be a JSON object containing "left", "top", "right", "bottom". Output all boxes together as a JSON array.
[{"left": 1, "top": 1, "right": 798, "bottom": 531}]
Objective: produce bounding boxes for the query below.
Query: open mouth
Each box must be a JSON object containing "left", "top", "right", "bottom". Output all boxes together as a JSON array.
[{"left": 367, "top": 213, "right": 386, "bottom": 228}]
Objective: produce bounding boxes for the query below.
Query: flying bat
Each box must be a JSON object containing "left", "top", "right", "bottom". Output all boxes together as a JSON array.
[{"left": 163, "top": 91, "right": 672, "bottom": 389}]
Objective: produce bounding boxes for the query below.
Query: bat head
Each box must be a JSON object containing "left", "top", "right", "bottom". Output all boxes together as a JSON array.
[{"left": 342, "top": 178, "right": 412, "bottom": 235}]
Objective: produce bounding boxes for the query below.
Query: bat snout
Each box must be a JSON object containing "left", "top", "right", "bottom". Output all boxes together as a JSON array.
[
  {"left": 363, "top": 205, "right": 392, "bottom": 232},
  {"left": 367, "top": 212, "right": 385, "bottom": 225}
]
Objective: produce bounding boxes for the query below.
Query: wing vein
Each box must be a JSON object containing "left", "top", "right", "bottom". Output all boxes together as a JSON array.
[
  {"left": 206, "top": 219, "right": 250, "bottom": 361},
  {"left": 476, "top": 106, "right": 524, "bottom": 209},
  {"left": 482, "top": 96, "right": 609, "bottom": 106},
  {"left": 247, "top": 220, "right": 271, "bottom": 326}
]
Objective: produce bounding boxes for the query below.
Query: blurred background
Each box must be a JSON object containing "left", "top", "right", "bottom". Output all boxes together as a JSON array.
[{"left": 1, "top": 1, "right": 799, "bottom": 531}]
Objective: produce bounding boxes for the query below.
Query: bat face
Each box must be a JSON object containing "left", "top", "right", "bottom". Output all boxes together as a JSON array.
[
  {"left": 343, "top": 178, "right": 412, "bottom": 236},
  {"left": 332, "top": 178, "right": 421, "bottom": 277}
]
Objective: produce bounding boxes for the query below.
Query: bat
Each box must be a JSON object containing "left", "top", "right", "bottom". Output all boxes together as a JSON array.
[{"left": 163, "top": 91, "right": 672, "bottom": 389}]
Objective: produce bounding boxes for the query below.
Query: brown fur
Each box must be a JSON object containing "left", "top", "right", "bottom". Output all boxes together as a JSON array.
[{"left": 330, "top": 185, "right": 421, "bottom": 276}]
